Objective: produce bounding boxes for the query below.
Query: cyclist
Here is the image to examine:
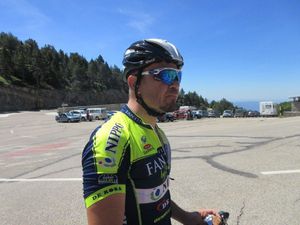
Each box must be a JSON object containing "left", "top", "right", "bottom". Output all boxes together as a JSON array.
[{"left": 82, "top": 38, "right": 220, "bottom": 225}]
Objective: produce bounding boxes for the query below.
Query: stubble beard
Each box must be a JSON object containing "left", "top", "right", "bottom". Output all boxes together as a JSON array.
[{"left": 160, "top": 98, "right": 178, "bottom": 113}]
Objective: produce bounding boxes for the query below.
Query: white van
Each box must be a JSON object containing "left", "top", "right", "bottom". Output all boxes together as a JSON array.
[
  {"left": 259, "top": 101, "right": 278, "bottom": 116},
  {"left": 86, "top": 108, "right": 107, "bottom": 120}
]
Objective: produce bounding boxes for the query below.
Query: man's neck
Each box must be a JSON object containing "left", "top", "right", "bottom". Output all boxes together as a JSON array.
[{"left": 127, "top": 100, "right": 157, "bottom": 127}]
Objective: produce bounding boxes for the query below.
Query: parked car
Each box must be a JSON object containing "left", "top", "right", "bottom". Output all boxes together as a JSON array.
[
  {"left": 222, "top": 110, "right": 233, "bottom": 118},
  {"left": 157, "top": 112, "right": 175, "bottom": 122},
  {"left": 192, "top": 110, "right": 208, "bottom": 119},
  {"left": 86, "top": 108, "right": 107, "bottom": 120},
  {"left": 55, "top": 112, "right": 81, "bottom": 123},
  {"left": 69, "top": 109, "right": 88, "bottom": 121},
  {"left": 106, "top": 110, "right": 117, "bottom": 119},
  {"left": 247, "top": 110, "right": 260, "bottom": 117},
  {"left": 192, "top": 110, "right": 200, "bottom": 119},
  {"left": 208, "top": 111, "right": 216, "bottom": 118},
  {"left": 173, "top": 110, "right": 187, "bottom": 120},
  {"left": 200, "top": 110, "right": 208, "bottom": 117},
  {"left": 208, "top": 110, "right": 220, "bottom": 118},
  {"left": 234, "top": 108, "right": 246, "bottom": 117}
]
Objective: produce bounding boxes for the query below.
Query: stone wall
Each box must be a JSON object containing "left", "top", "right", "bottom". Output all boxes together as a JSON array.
[
  {"left": 291, "top": 101, "right": 300, "bottom": 112},
  {"left": 283, "top": 111, "right": 300, "bottom": 117},
  {"left": 0, "top": 85, "right": 128, "bottom": 112}
]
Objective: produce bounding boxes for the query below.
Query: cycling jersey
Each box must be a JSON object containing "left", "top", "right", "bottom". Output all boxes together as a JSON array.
[{"left": 82, "top": 105, "right": 172, "bottom": 225}]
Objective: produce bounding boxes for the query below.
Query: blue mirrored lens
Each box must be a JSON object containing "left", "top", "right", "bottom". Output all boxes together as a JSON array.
[{"left": 155, "top": 69, "right": 182, "bottom": 85}]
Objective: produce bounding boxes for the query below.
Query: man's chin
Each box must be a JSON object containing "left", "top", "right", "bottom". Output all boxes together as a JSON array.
[{"left": 160, "top": 101, "right": 177, "bottom": 112}]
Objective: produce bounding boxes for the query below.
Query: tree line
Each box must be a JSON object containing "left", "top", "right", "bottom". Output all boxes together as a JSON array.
[
  {"left": 0, "top": 32, "right": 127, "bottom": 93},
  {"left": 1, "top": 32, "right": 246, "bottom": 112},
  {"left": 177, "top": 89, "right": 235, "bottom": 112}
]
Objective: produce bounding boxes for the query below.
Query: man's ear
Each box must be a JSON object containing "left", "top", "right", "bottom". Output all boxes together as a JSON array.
[{"left": 127, "top": 75, "right": 137, "bottom": 89}]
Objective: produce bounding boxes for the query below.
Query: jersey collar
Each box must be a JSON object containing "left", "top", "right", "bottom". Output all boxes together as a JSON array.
[{"left": 121, "top": 105, "right": 152, "bottom": 129}]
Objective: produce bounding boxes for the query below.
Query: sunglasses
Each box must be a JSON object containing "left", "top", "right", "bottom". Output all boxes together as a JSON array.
[{"left": 141, "top": 68, "right": 182, "bottom": 85}]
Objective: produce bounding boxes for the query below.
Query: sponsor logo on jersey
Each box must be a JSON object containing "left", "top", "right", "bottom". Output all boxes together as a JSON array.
[
  {"left": 143, "top": 143, "right": 154, "bottom": 152},
  {"left": 105, "top": 123, "right": 123, "bottom": 154},
  {"left": 141, "top": 136, "right": 147, "bottom": 144},
  {"left": 141, "top": 136, "right": 154, "bottom": 153},
  {"left": 156, "top": 198, "right": 170, "bottom": 211},
  {"left": 98, "top": 157, "right": 116, "bottom": 167},
  {"left": 91, "top": 185, "right": 124, "bottom": 201},
  {"left": 150, "top": 178, "right": 169, "bottom": 201},
  {"left": 145, "top": 154, "right": 167, "bottom": 176},
  {"left": 135, "top": 177, "right": 169, "bottom": 204},
  {"left": 98, "top": 174, "right": 118, "bottom": 184}
]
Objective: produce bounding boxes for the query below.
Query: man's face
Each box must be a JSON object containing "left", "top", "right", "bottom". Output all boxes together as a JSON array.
[{"left": 138, "top": 62, "right": 180, "bottom": 113}]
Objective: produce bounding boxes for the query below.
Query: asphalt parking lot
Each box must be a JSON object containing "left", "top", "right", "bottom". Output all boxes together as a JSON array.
[{"left": 0, "top": 111, "right": 299, "bottom": 225}]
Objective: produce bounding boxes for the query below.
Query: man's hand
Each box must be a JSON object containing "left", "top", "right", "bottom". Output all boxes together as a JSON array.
[
  {"left": 183, "top": 209, "right": 221, "bottom": 225},
  {"left": 200, "top": 209, "right": 223, "bottom": 225},
  {"left": 171, "top": 200, "right": 221, "bottom": 225},
  {"left": 198, "top": 208, "right": 219, "bottom": 218}
]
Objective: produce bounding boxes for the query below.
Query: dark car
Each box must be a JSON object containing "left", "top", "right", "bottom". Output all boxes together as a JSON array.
[
  {"left": 55, "top": 112, "right": 81, "bottom": 123},
  {"left": 192, "top": 110, "right": 208, "bottom": 119},
  {"left": 247, "top": 110, "right": 260, "bottom": 117},
  {"left": 208, "top": 110, "right": 220, "bottom": 118},
  {"left": 234, "top": 109, "right": 246, "bottom": 118},
  {"left": 157, "top": 112, "right": 175, "bottom": 122}
]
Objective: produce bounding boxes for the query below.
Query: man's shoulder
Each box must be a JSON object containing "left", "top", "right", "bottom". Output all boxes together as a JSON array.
[
  {"left": 90, "top": 112, "right": 131, "bottom": 159},
  {"left": 92, "top": 111, "right": 131, "bottom": 140}
]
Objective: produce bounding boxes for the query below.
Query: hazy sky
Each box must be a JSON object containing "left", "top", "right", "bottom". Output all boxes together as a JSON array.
[{"left": 1, "top": 0, "right": 299, "bottom": 102}]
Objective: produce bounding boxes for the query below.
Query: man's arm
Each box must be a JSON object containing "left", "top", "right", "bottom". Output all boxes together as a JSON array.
[
  {"left": 87, "top": 193, "right": 125, "bottom": 225},
  {"left": 171, "top": 200, "right": 205, "bottom": 225},
  {"left": 171, "top": 200, "right": 219, "bottom": 225}
]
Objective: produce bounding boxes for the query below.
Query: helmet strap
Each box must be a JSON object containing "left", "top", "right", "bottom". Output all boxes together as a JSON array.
[{"left": 134, "top": 69, "right": 165, "bottom": 117}]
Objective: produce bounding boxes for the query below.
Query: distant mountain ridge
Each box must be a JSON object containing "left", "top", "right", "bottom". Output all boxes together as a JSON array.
[
  {"left": 233, "top": 99, "right": 286, "bottom": 111},
  {"left": 233, "top": 101, "right": 259, "bottom": 111}
]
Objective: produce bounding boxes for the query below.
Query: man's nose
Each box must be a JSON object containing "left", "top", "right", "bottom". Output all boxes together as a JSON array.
[{"left": 169, "top": 80, "right": 179, "bottom": 90}]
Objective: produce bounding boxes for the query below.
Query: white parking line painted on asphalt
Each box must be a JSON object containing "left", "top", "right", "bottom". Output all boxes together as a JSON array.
[
  {"left": 261, "top": 170, "right": 300, "bottom": 175},
  {"left": 20, "top": 135, "right": 36, "bottom": 138},
  {"left": 0, "top": 178, "right": 82, "bottom": 182}
]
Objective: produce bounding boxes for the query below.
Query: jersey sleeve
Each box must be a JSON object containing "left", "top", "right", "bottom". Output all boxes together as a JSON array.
[{"left": 82, "top": 117, "right": 130, "bottom": 208}]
